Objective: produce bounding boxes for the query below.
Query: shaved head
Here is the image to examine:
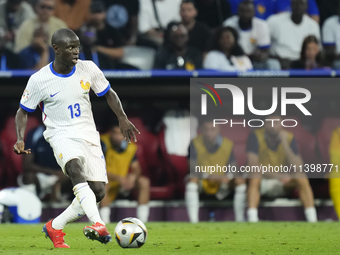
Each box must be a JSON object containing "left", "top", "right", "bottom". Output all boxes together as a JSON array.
[{"left": 51, "top": 28, "right": 78, "bottom": 46}]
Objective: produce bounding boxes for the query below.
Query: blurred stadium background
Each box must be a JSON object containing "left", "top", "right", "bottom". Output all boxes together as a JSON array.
[{"left": 1, "top": 0, "right": 340, "bottom": 224}]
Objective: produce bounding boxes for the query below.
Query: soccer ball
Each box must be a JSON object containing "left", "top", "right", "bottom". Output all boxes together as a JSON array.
[{"left": 114, "top": 217, "right": 148, "bottom": 248}]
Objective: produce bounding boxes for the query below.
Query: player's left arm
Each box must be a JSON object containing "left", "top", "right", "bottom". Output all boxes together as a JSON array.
[
  {"left": 104, "top": 88, "right": 140, "bottom": 143},
  {"left": 13, "top": 107, "right": 31, "bottom": 155},
  {"left": 279, "top": 131, "right": 303, "bottom": 166}
]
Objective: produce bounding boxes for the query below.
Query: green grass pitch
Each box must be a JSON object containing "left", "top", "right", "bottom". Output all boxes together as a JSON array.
[{"left": 0, "top": 222, "right": 339, "bottom": 255}]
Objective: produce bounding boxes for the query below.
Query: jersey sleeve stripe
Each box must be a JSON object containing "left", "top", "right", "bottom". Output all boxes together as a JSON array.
[
  {"left": 97, "top": 83, "right": 111, "bottom": 97},
  {"left": 258, "top": 44, "right": 271, "bottom": 49},
  {"left": 20, "top": 103, "right": 36, "bottom": 112},
  {"left": 323, "top": 42, "right": 336, "bottom": 46}
]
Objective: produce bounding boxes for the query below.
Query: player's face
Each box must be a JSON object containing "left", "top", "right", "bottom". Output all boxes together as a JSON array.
[
  {"left": 110, "top": 126, "right": 124, "bottom": 147},
  {"left": 180, "top": 3, "right": 197, "bottom": 23},
  {"left": 201, "top": 122, "right": 220, "bottom": 145},
  {"left": 264, "top": 116, "right": 282, "bottom": 138},
  {"left": 55, "top": 37, "right": 80, "bottom": 67}
]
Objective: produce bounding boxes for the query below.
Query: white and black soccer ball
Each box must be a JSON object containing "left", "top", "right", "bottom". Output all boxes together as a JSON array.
[{"left": 114, "top": 217, "right": 148, "bottom": 248}]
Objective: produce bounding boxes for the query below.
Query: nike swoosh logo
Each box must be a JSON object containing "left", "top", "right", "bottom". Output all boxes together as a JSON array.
[{"left": 50, "top": 92, "right": 60, "bottom": 97}]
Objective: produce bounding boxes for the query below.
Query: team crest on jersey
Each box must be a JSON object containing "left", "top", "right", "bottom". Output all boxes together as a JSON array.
[
  {"left": 22, "top": 89, "right": 29, "bottom": 101},
  {"left": 80, "top": 78, "right": 90, "bottom": 95}
]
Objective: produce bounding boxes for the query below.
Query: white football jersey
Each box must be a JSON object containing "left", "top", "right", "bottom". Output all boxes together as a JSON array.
[{"left": 20, "top": 60, "right": 110, "bottom": 146}]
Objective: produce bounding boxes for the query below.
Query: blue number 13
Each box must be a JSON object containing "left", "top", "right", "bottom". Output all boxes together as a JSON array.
[{"left": 68, "top": 103, "right": 81, "bottom": 119}]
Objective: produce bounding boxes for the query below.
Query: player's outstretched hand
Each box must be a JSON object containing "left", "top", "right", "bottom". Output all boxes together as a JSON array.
[
  {"left": 13, "top": 141, "right": 31, "bottom": 155},
  {"left": 119, "top": 117, "right": 140, "bottom": 143}
]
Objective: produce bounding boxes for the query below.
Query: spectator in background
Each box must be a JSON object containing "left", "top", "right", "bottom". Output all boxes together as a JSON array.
[
  {"left": 329, "top": 127, "right": 340, "bottom": 220},
  {"left": 278, "top": 0, "right": 320, "bottom": 23},
  {"left": 53, "top": 0, "right": 91, "bottom": 31},
  {"left": 186, "top": 117, "right": 247, "bottom": 223},
  {"left": 18, "top": 125, "right": 72, "bottom": 202},
  {"left": 267, "top": 0, "right": 320, "bottom": 69},
  {"left": 291, "top": 35, "right": 325, "bottom": 70},
  {"left": 224, "top": 0, "right": 280, "bottom": 70},
  {"left": 19, "top": 24, "right": 54, "bottom": 70},
  {"left": 78, "top": 0, "right": 124, "bottom": 69},
  {"left": 228, "top": 0, "right": 319, "bottom": 22},
  {"left": 0, "top": 27, "right": 22, "bottom": 70},
  {"left": 0, "top": 0, "right": 36, "bottom": 49},
  {"left": 322, "top": 1, "right": 340, "bottom": 69},
  {"left": 316, "top": 0, "right": 339, "bottom": 26},
  {"left": 138, "top": 0, "right": 182, "bottom": 47},
  {"left": 246, "top": 113, "right": 317, "bottom": 223},
  {"left": 154, "top": 22, "right": 202, "bottom": 70},
  {"left": 99, "top": 122, "right": 150, "bottom": 223},
  {"left": 102, "top": 0, "right": 139, "bottom": 46},
  {"left": 204, "top": 26, "right": 253, "bottom": 71},
  {"left": 180, "top": 0, "right": 211, "bottom": 55},
  {"left": 15, "top": 0, "right": 67, "bottom": 53},
  {"left": 195, "top": 0, "right": 232, "bottom": 30}
]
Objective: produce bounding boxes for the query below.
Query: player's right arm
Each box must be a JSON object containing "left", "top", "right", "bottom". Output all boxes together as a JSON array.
[
  {"left": 13, "top": 107, "right": 31, "bottom": 155},
  {"left": 14, "top": 76, "right": 42, "bottom": 155}
]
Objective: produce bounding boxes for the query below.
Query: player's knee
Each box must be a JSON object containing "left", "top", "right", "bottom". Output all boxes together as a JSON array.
[
  {"left": 89, "top": 182, "right": 106, "bottom": 202},
  {"left": 65, "top": 159, "right": 85, "bottom": 184},
  {"left": 138, "top": 176, "right": 150, "bottom": 189},
  {"left": 188, "top": 178, "right": 199, "bottom": 184}
]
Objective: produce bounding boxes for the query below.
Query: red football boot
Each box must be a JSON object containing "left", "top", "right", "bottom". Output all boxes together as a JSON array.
[
  {"left": 83, "top": 222, "right": 112, "bottom": 244},
  {"left": 42, "top": 220, "right": 70, "bottom": 248}
]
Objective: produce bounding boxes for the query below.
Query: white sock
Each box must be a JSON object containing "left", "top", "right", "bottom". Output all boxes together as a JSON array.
[
  {"left": 247, "top": 208, "right": 259, "bottom": 223},
  {"left": 185, "top": 182, "right": 199, "bottom": 223},
  {"left": 73, "top": 182, "right": 104, "bottom": 225},
  {"left": 234, "top": 184, "right": 246, "bottom": 222},
  {"left": 137, "top": 204, "right": 149, "bottom": 223},
  {"left": 52, "top": 197, "right": 85, "bottom": 230},
  {"left": 99, "top": 206, "right": 111, "bottom": 224},
  {"left": 21, "top": 184, "right": 36, "bottom": 195},
  {"left": 305, "top": 207, "right": 317, "bottom": 222}
]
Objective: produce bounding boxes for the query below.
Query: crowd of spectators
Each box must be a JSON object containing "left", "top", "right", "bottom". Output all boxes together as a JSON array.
[{"left": 0, "top": 0, "right": 340, "bottom": 71}]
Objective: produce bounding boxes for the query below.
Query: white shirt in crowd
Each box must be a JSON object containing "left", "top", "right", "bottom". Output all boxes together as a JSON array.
[
  {"left": 223, "top": 16, "right": 271, "bottom": 55},
  {"left": 267, "top": 12, "right": 320, "bottom": 60},
  {"left": 20, "top": 60, "right": 110, "bottom": 146},
  {"left": 203, "top": 50, "right": 253, "bottom": 71},
  {"left": 138, "top": 0, "right": 181, "bottom": 33},
  {"left": 322, "top": 15, "right": 340, "bottom": 54}
]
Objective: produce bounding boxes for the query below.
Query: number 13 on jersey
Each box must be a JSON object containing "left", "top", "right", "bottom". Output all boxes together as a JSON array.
[{"left": 68, "top": 103, "right": 81, "bottom": 119}]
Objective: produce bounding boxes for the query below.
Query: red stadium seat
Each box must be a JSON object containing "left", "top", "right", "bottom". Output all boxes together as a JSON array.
[
  {"left": 219, "top": 119, "right": 250, "bottom": 167},
  {"left": 158, "top": 128, "right": 187, "bottom": 197},
  {"left": 284, "top": 125, "right": 317, "bottom": 164},
  {"left": 130, "top": 117, "right": 176, "bottom": 200},
  {"left": 316, "top": 118, "right": 340, "bottom": 163},
  {"left": 0, "top": 116, "right": 39, "bottom": 187}
]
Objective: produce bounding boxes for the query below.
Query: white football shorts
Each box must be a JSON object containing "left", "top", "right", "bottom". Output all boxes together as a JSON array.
[{"left": 48, "top": 137, "right": 108, "bottom": 183}]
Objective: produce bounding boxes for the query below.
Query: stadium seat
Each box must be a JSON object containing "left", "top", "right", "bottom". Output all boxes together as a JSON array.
[
  {"left": 316, "top": 118, "right": 340, "bottom": 163},
  {"left": 219, "top": 120, "right": 250, "bottom": 167},
  {"left": 158, "top": 128, "right": 188, "bottom": 197},
  {"left": 121, "top": 46, "right": 156, "bottom": 70},
  {"left": 129, "top": 117, "right": 176, "bottom": 200},
  {"left": 284, "top": 125, "right": 317, "bottom": 164},
  {"left": 0, "top": 116, "right": 39, "bottom": 188}
]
